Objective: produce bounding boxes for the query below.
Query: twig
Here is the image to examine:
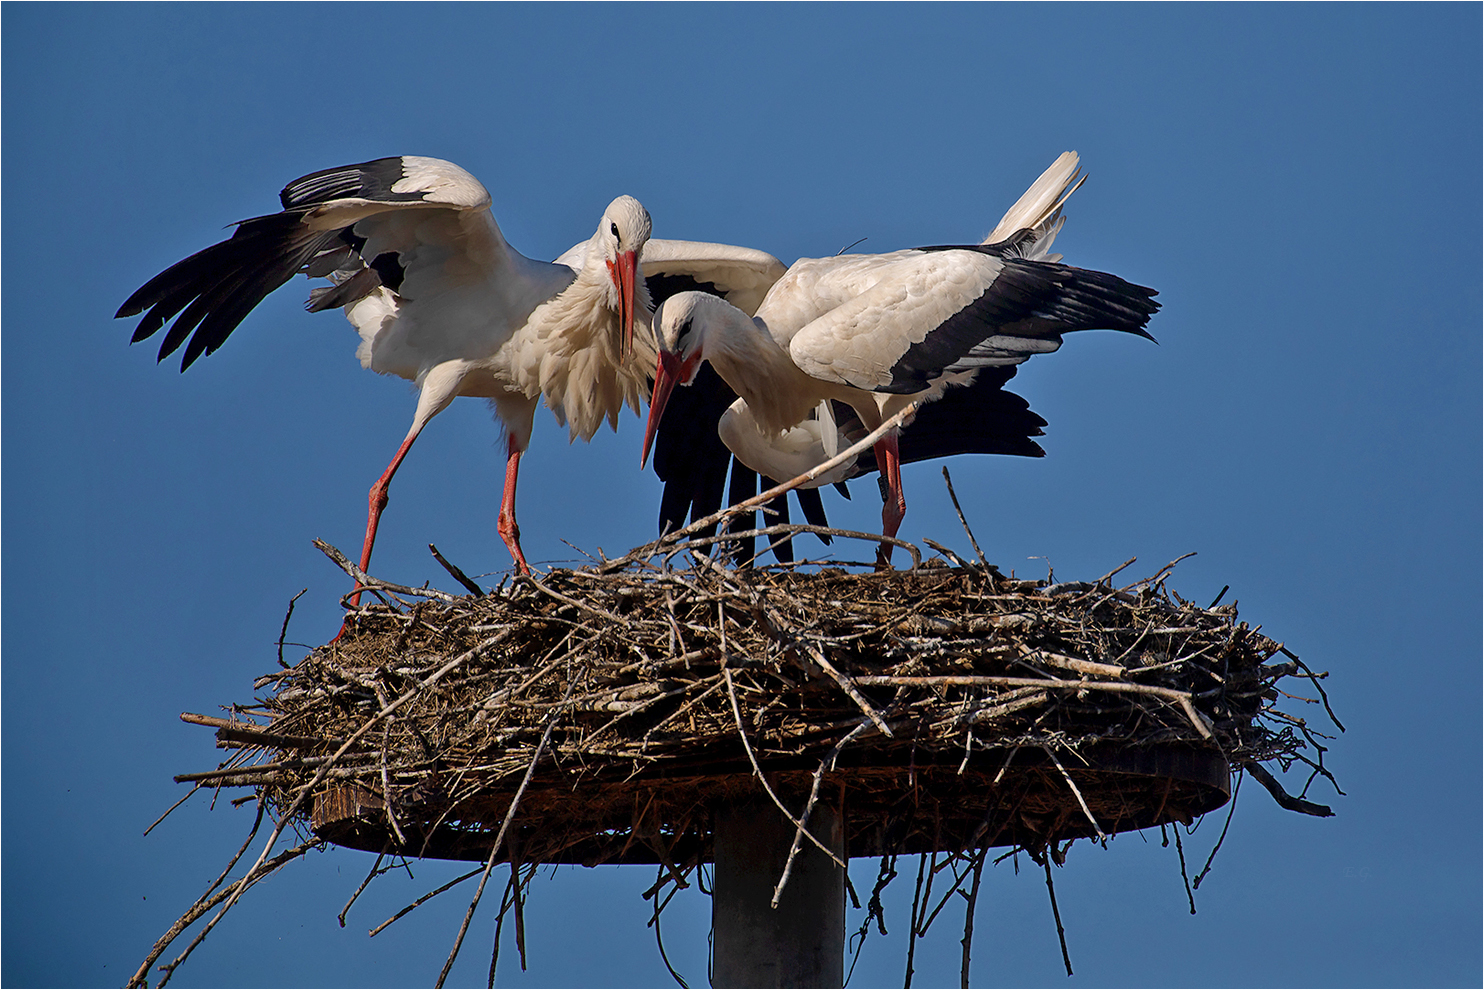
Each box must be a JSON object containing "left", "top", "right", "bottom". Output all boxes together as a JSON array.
[
  {"left": 1095, "top": 556, "right": 1140, "bottom": 587},
  {"left": 772, "top": 716, "right": 876, "bottom": 907},
  {"left": 379, "top": 717, "right": 408, "bottom": 847},
  {"left": 651, "top": 864, "right": 690, "bottom": 989},
  {"left": 1046, "top": 747, "right": 1106, "bottom": 840},
  {"left": 313, "top": 539, "right": 458, "bottom": 602},
  {"left": 1283, "top": 648, "right": 1346, "bottom": 732},
  {"left": 339, "top": 851, "right": 387, "bottom": 928},
  {"left": 1193, "top": 771, "right": 1242, "bottom": 889},
  {"left": 903, "top": 851, "right": 928, "bottom": 988},
  {"left": 278, "top": 588, "right": 307, "bottom": 668},
  {"left": 435, "top": 675, "right": 577, "bottom": 987},
  {"left": 1134, "top": 552, "right": 1198, "bottom": 592},
  {"left": 614, "top": 401, "right": 921, "bottom": 569},
  {"left": 801, "top": 641, "right": 893, "bottom": 737},
  {"left": 522, "top": 573, "right": 627, "bottom": 624},
  {"left": 130, "top": 837, "right": 320, "bottom": 988},
  {"left": 143, "top": 783, "right": 202, "bottom": 838},
  {"left": 852, "top": 675, "right": 1213, "bottom": 739},
  {"left": 486, "top": 869, "right": 516, "bottom": 988},
  {"left": 1173, "top": 825, "right": 1196, "bottom": 914},
  {"left": 940, "top": 467, "right": 987, "bottom": 569},
  {"left": 1043, "top": 857, "right": 1073, "bottom": 977},
  {"left": 666, "top": 524, "right": 923, "bottom": 570},
  {"left": 367, "top": 865, "right": 487, "bottom": 937},
  {"left": 430, "top": 543, "right": 485, "bottom": 596},
  {"left": 722, "top": 669, "right": 847, "bottom": 870},
  {"left": 922, "top": 538, "right": 967, "bottom": 567},
  {"left": 959, "top": 848, "right": 987, "bottom": 989},
  {"left": 1246, "top": 762, "right": 1334, "bottom": 817}
]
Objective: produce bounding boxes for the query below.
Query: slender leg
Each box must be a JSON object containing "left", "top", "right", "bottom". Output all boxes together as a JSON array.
[
  {"left": 339, "top": 360, "right": 475, "bottom": 635},
  {"left": 349, "top": 431, "right": 422, "bottom": 609},
  {"left": 497, "top": 433, "right": 531, "bottom": 575},
  {"left": 874, "top": 428, "right": 906, "bottom": 569}
]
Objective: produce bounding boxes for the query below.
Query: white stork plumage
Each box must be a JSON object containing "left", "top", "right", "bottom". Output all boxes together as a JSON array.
[
  {"left": 713, "top": 152, "right": 1083, "bottom": 491},
  {"left": 642, "top": 152, "right": 1160, "bottom": 565},
  {"left": 116, "top": 155, "right": 782, "bottom": 591}
]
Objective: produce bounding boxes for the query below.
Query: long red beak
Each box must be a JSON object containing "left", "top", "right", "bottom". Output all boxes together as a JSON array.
[
  {"left": 641, "top": 350, "right": 682, "bottom": 469},
  {"left": 606, "top": 250, "right": 638, "bottom": 359}
]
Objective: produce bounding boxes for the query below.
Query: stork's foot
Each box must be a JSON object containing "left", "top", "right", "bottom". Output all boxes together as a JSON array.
[{"left": 874, "top": 543, "right": 895, "bottom": 571}]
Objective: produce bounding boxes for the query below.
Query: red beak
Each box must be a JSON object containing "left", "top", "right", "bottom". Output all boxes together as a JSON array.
[
  {"left": 641, "top": 350, "right": 683, "bottom": 469},
  {"left": 606, "top": 250, "right": 638, "bottom": 359}
]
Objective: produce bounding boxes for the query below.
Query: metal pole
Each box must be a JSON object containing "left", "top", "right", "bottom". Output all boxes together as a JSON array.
[{"left": 712, "top": 796, "right": 845, "bottom": 988}]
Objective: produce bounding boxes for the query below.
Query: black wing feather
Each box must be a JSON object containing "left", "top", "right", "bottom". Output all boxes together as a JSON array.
[
  {"left": 280, "top": 157, "right": 423, "bottom": 210},
  {"left": 652, "top": 362, "right": 738, "bottom": 539},
  {"left": 119, "top": 158, "right": 450, "bottom": 371},
  {"left": 117, "top": 209, "right": 347, "bottom": 370},
  {"left": 885, "top": 251, "right": 1160, "bottom": 393},
  {"left": 840, "top": 369, "right": 1047, "bottom": 476}
]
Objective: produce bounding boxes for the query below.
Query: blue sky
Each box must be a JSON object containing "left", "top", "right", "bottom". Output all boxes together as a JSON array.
[{"left": 3, "top": 4, "right": 1479, "bottom": 987}]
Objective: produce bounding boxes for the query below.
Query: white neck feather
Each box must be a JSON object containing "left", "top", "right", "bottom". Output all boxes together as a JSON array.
[{"left": 701, "top": 307, "right": 822, "bottom": 436}]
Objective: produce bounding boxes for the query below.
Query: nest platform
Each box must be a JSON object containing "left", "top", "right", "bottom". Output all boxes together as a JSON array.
[{"left": 189, "top": 550, "right": 1330, "bottom": 869}]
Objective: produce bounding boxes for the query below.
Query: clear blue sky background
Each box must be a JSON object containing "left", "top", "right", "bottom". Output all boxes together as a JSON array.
[{"left": 4, "top": 5, "right": 1479, "bottom": 987}]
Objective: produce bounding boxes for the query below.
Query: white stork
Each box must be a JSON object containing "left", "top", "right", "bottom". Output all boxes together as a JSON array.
[
  {"left": 642, "top": 153, "right": 1160, "bottom": 565},
  {"left": 712, "top": 152, "right": 1082, "bottom": 491},
  {"left": 116, "top": 155, "right": 782, "bottom": 592}
]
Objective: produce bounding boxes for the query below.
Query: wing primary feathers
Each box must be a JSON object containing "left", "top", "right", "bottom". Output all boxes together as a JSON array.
[
  {"left": 645, "top": 272, "right": 723, "bottom": 303},
  {"left": 651, "top": 363, "right": 737, "bottom": 540},
  {"left": 836, "top": 371, "right": 1047, "bottom": 476},
  {"left": 726, "top": 463, "right": 758, "bottom": 566},
  {"left": 885, "top": 256, "right": 1160, "bottom": 392},
  {"left": 763, "top": 482, "right": 794, "bottom": 563},
  {"left": 118, "top": 210, "right": 350, "bottom": 370},
  {"left": 279, "top": 157, "right": 422, "bottom": 210},
  {"left": 794, "top": 487, "right": 833, "bottom": 545}
]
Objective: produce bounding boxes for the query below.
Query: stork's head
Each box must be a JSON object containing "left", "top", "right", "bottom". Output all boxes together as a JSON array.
[
  {"left": 595, "top": 195, "right": 652, "bottom": 358},
  {"left": 640, "top": 291, "right": 719, "bottom": 468}
]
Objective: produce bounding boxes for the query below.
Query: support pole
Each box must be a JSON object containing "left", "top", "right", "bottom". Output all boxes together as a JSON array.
[{"left": 712, "top": 796, "right": 845, "bottom": 988}]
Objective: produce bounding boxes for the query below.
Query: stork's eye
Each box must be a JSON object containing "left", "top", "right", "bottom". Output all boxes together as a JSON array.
[{"left": 610, "top": 221, "right": 620, "bottom": 240}]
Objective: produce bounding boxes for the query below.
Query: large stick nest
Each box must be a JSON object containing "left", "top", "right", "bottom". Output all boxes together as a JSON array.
[{"left": 193, "top": 541, "right": 1337, "bottom": 871}]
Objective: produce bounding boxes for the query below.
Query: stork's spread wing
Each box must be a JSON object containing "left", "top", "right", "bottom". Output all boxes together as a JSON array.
[
  {"left": 557, "top": 238, "right": 786, "bottom": 317},
  {"left": 115, "top": 156, "right": 499, "bottom": 370},
  {"left": 636, "top": 240, "right": 785, "bottom": 317},
  {"left": 787, "top": 250, "right": 1159, "bottom": 394}
]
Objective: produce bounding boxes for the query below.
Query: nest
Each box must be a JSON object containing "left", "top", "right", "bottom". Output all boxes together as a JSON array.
[
  {"left": 185, "top": 541, "right": 1336, "bottom": 870},
  {"left": 137, "top": 513, "right": 1343, "bottom": 988},
  {"left": 133, "top": 439, "right": 1344, "bottom": 989}
]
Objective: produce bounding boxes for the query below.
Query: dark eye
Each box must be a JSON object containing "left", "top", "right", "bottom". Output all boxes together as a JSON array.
[{"left": 610, "top": 221, "right": 620, "bottom": 239}]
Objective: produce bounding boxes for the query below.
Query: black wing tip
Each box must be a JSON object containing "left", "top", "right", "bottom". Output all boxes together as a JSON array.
[{"left": 280, "top": 157, "right": 423, "bottom": 211}]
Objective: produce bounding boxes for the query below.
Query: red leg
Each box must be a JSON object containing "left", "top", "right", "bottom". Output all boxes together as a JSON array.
[
  {"left": 874, "top": 428, "right": 906, "bottom": 569},
  {"left": 348, "top": 432, "right": 420, "bottom": 609},
  {"left": 497, "top": 433, "right": 531, "bottom": 575}
]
